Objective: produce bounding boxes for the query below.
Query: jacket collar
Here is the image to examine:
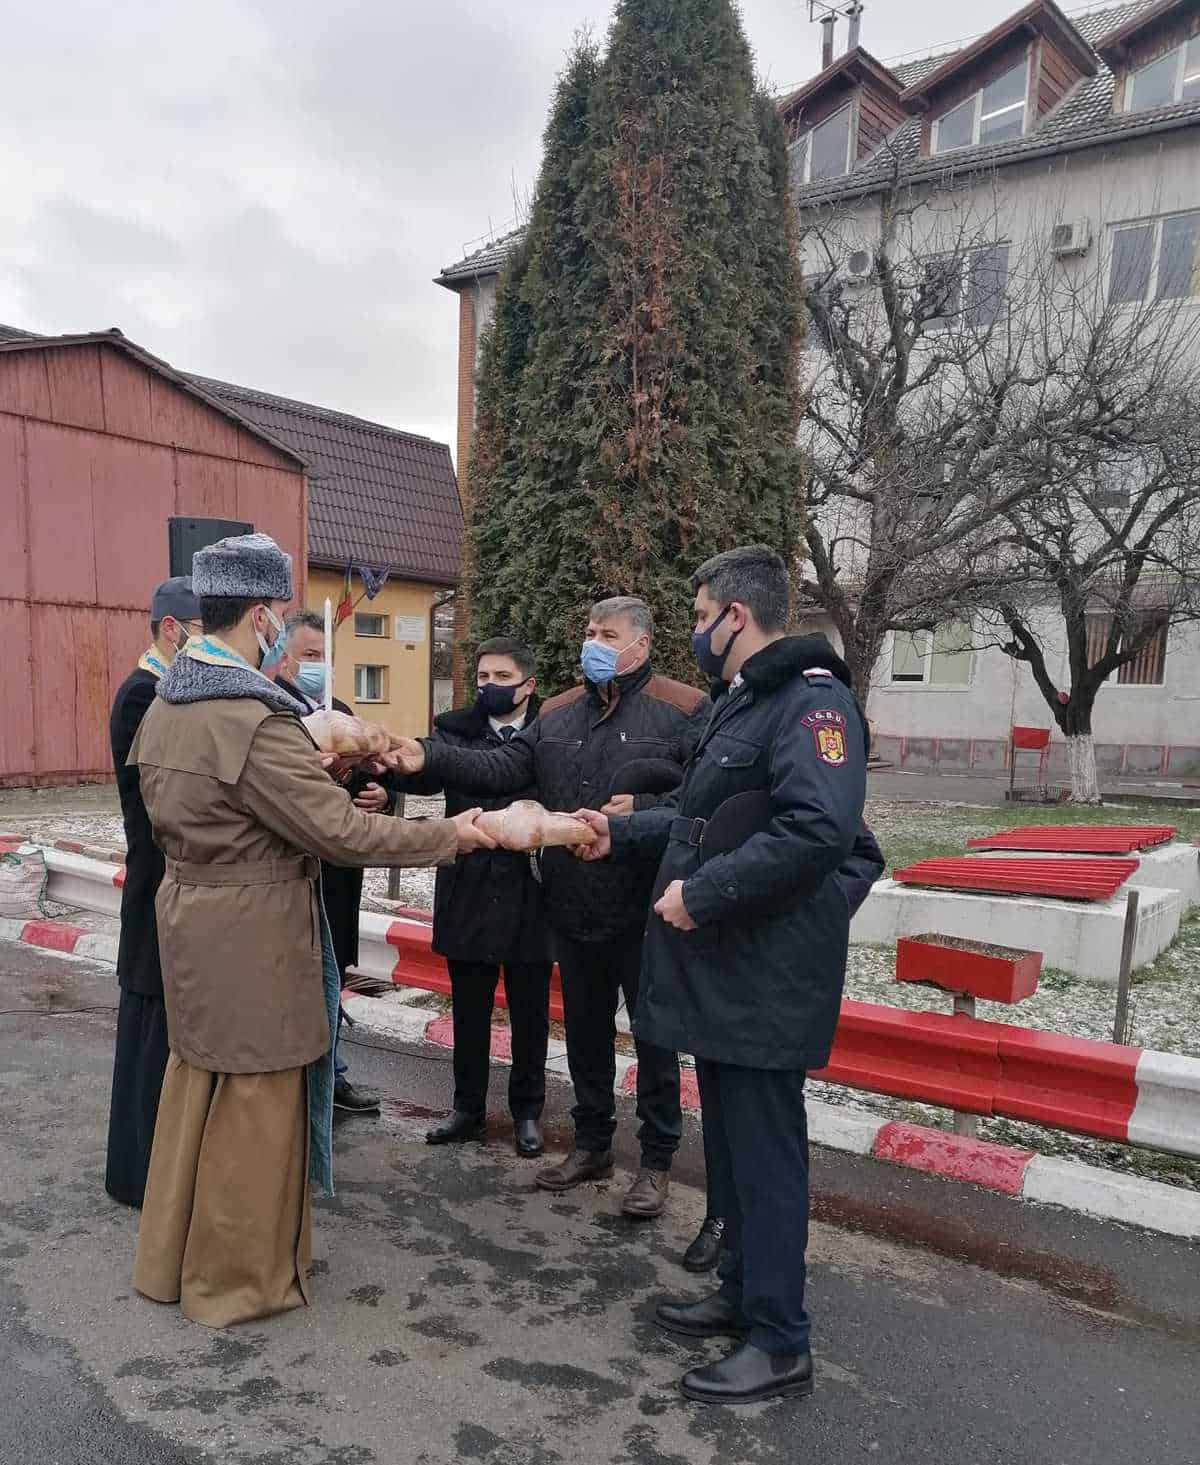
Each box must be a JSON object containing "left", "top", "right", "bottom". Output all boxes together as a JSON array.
[
  {"left": 585, "top": 656, "right": 653, "bottom": 709},
  {"left": 710, "top": 635, "right": 852, "bottom": 702},
  {"left": 435, "top": 691, "right": 542, "bottom": 740}
]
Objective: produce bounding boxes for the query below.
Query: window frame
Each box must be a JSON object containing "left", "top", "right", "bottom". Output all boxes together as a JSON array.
[
  {"left": 354, "top": 611, "right": 388, "bottom": 638},
  {"left": 887, "top": 624, "right": 976, "bottom": 690},
  {"left": 1086, "top": 612, "right": 1168, "bottom": 687},
  {"left": 354, "top": 663, "right": 389, "bottom": 703},
  {"left": 922, "top": 242, "right": 1011, "bottom": 331},
  {"left": 1125, "top": 36, "right": 1200, "bottom": 112},
  {"left": 793, "top": 102, "right": 855, "bottom": 184},
  {"left": 931, "top": 57, "right": 1030, "bottom": 155},
  {"left": 1108, "top": 210, "right": 1200, "bottom": 306}
]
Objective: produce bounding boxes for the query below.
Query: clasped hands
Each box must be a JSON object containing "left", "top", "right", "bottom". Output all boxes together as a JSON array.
[
  {"left": 319, "top": 741, "right": 494, "bottom": 853},
  {"left": 569, "top": 809, "right": 696, "bottom": 931}
]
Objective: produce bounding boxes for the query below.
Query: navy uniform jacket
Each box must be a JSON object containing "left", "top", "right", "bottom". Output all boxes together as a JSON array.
[
  {"left": 609, "top": 635, "right": 878, "bottom": 1071},
  {"left": 110, "top": 669, "right": 165, "bottom": 996}
]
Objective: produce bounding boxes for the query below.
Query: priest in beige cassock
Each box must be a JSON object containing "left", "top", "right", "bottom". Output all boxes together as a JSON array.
[{"left": 129, "top": 531, "right": 497, "bottom": 1328}]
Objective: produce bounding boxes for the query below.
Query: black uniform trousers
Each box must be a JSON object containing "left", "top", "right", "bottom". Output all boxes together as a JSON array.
[
  {"left": 447, "top": 960, "right": 551, "bottom": 1122},
  {"left": 695, "top": 1059, "right": 811, "bottom": 1356},
  {"left": 555, "top": 932, "right": 681, "bottom": 1170},
  {"left": 104, "top": 988, "right": 170, "bottom": 1208}
]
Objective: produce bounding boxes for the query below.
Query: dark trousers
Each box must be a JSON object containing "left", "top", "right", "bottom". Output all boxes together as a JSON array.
[
  {"left": 105, "top": 988, "right": 170, "bottom": 1209},
  {"left": 555, "top": 932, "right": 681, "bottom": 1170},
  {"left": 447, "top": 960, "right": 550, "bottom": 1122},
  {"left": 695, "top": 1059, "right": 811, "bottom": 1356}
]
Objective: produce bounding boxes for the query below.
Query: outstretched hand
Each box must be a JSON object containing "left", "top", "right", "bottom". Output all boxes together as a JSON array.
[
  {"left": 380, "top": 738, "right": 426, "bottom": 775},
  {"left": 452, "top": 808, "right": 498, "bottom": 854},
  {"left": 570, "top": 808, "right": 611, "bottom": 861}
]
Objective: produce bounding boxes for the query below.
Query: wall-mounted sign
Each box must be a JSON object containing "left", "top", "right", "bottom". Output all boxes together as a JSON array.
[{"left": 394, "top": 615, "right": 427, "bottom": 644}]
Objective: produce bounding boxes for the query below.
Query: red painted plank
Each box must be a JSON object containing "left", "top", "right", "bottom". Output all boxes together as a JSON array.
[
  {"left": 235, "top": 462, "right": 306, "bottom": 601},
  {"left": 175, "top": 451, "right": 239, "bottom": 521},
  {"left": 968, "top": 825, "right": 1176, "bottom": 853},
  {"left": 91, "top": 437, "right": 174, "bottom": 608},
  {"left": 149, "top": 375, "right": 239, "bottom": 458},
  {"left": 26, "top": 422, "right": 97, "bottom": 605},
  {"left": 0, "top": 350, "right": 51, "bottom": 418},
  {"left": 0, "top": 603, "right": 34, "bottom": 778},
  {"left": 44, "top": 345, "right": 105, "bottom": 431},
  {"left": 0, "top": 414, "right": 28, "bottom": 599},
  {"left": 893, "top": 856, "right": 1138, "bottom": 901},
  {"left": 99, "top": 345, "right": 154, "bottom": 441}
]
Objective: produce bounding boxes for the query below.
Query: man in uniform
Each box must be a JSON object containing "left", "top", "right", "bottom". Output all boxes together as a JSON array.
[
  {"left": 129, "top": 532, "right": 494, "bottom": 1327},
  {"left": 575, "top": 545, "right": 880, "bottom": 1405},
  {"left": 105, "top": 575, "right": 202, "bottom": 1208}
]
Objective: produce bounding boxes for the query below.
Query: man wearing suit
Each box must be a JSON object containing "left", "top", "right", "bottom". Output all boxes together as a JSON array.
[{"left": 105, "top": 576, "right": 202, "bottom": 1207}]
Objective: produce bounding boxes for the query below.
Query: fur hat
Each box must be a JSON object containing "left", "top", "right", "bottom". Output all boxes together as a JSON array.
[{"left": 192, "top": 532, "right": 293, "bottom": 601}]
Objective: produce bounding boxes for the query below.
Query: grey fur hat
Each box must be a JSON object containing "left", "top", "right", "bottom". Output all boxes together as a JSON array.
[{"left": 192, "top": 532, "right": 293, "bottom": 601}]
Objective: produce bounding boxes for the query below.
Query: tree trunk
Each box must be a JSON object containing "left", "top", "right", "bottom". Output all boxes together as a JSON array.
[{"left": 1065, "top": 733, "right": 1101, "bottom": 805}]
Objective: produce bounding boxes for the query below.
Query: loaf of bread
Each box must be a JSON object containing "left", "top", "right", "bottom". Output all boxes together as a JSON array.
[
  {"left": 302, "top": 709, "right": 393, "bottom": 759},
  {"left": 475, "top": 800, "right": 597, "bottom": 851}
]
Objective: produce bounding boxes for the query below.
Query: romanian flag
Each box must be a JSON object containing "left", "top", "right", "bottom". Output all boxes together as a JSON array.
[{"left": 334, "top": 559, "right": 354, "bottom": 628}]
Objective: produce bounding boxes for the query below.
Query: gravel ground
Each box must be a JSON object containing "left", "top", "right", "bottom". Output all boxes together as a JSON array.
[{"left": 11, "top": 793, "right": 1200, "bottom": 1190}]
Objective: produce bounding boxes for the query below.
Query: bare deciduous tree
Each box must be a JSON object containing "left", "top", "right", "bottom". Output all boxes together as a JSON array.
[{"left": 795, "top": 163, "right": 1200, "bottom": 801}]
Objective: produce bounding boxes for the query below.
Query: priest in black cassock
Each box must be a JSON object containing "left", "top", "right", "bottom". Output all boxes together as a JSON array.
[{"left": 105, "top": 575, "right": 202, "bottom": 1207}]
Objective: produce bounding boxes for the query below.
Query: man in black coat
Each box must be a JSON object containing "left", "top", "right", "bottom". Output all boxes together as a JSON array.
[
  {"left": 273, "top": 609, "right": 395, "bottom": 1114},
  {"left": 392, "top": 598, "right": 710, "bottom": 1224},
  {"left": 575, "top": 546, "right": 883, "bottom": 1406},
  {"left": 106, "top": 576, "right": 202, "bottom": 1207},
  {"left": 402, "top": 637, "right": 552, "bottom": 1158}
]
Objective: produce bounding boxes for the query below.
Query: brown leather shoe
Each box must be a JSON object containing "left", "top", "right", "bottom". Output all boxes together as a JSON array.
[
  {"left": 534, "top": 1148, "right": 614, "bottom": 1192},
  {"left": 621, "top": 1168, "right": 670, "bottom": 1217}
]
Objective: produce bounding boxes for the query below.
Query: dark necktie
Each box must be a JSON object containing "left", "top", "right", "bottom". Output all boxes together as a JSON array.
[{"left": 499, "top": 725, "right": 515, "bottom": 742}]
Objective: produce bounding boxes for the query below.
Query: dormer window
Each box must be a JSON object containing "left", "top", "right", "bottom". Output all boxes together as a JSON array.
[
  {"left": 1126, "top": 37, "right": 1200, "bottom": 112},
  {"left": 794, "top": 104, "right": 854, "bottom": 183},
  {"left": 932, "top": 60, "right": 1028, "bottom": 154}
]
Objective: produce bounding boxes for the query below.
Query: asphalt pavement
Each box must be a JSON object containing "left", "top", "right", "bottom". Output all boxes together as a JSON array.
[{"left": 1, "top": 941, "right": 1197, "bottom": 1465}]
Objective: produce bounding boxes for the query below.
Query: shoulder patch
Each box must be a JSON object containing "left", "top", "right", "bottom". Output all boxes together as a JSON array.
[
  {"left": 800, "top": 708, "right": 848, "bottom": 766},
  {"left": 645, "top": 674, "right": 707, "bottom": 715},
  {"left": 539, "top": 684, "right": 588, "bottom": 717}
]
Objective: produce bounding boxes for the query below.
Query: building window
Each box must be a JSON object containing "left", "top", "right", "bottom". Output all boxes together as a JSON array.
[
  {"left": 1126, "top": 37, "right": 1200, "bottom": 112},
  {"left": 932, "top": 61, "right": 1028, "bottom": 154},
  {"left": 793, "top": 104, "right": 853, "bottom": 184},
  {"left": 355, "top": 664, "right": 388, "bottom": 702},
  {"left": 923, "top": 243, "right": 1010, "bottom": 329},
  {"left": 1109, "top": 212, "right": 1200, "bottom": 304},
  {"left": 890, "top": 623, "right": 975, "bottom": 686},
  {"left": 355, "top": 612, "right": 387, "bottom": 637},
  {"left": 1086, "top": 614, "right": 1167, "bottom": 685}
]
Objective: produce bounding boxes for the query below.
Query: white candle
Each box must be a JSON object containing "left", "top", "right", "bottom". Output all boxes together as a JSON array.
[{"left": 324, "top": 597, "right": 333, "bottom": 713}]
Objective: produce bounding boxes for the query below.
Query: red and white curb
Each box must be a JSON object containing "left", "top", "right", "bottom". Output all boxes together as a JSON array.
[
  {"left": 341, "top": 991, "right": 1200, "bottom": 1242},
  {"left": 0, "top": 915, "right": 118, "bottom": 964}
]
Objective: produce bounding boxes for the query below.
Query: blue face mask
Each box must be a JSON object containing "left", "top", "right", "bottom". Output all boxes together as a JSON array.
[
  {"left": 256, "top": 605, "right": 287, "bottom": 672},
  {"left": 580, "top": 635, "right": 639, "bottom": 687},
  {"left": 692, "top": 607, "right": 741, "bottom": 683},
  {"left": 294, "top": 662, "right": 327, "bottom": 699}
]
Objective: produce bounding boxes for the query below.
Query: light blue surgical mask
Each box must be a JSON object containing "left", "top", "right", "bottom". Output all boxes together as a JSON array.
[
  {"left": 294, "top": 662, "right": 327, "bottom": 700},
  {"left": 256, "top": 605, "right": 287, "bottom": 671},
  {"left": 580, "top": 635, "right": 639, "bottom": 687}
]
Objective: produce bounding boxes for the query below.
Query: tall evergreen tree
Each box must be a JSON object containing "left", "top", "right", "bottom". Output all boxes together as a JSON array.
[{"left": 467, "top": 2, "right": 803, "bottom": 687}]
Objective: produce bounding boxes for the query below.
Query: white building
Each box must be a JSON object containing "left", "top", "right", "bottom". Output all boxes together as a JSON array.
[{"left": 436, "top": 0, "right": 1200, "bottom": 778}]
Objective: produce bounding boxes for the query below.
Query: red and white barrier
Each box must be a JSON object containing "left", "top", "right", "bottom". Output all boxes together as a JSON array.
[{"left": 22, "top": 842, "right": 1200, "bottom": 1163}]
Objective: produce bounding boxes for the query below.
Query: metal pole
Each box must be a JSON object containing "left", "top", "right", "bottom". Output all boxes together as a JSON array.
[
  {"left": 1112, "top": 887, "right": 1139, "bottom": 1046},
  {"left": 386, "top": 792, "right": 407, "bottom": 902},
  {"left": 951, "top": 992, "right": 979, "bottom": 1138}
]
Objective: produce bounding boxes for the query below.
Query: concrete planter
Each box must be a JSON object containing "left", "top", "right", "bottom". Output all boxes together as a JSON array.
[{"left": 895, "top": 934, "right": 1042, "bottom": 1004}]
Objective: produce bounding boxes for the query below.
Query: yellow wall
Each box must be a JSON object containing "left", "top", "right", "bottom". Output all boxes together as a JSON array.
[{"left": 305, "top": 569, "right": 440, "bottom": 738}]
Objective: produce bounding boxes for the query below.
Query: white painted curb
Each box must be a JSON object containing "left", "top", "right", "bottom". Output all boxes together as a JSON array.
[{"left": 1023, "top": 1154, "right": 1200, "bottom": 1240}]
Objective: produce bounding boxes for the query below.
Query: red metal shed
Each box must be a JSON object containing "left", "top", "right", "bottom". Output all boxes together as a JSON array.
[{"left": 0, "top": 330, "right": 308, "bottom": 786}]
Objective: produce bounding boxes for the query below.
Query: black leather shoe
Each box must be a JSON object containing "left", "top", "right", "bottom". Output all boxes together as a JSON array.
[
  {"left": 534, "top": 1149, "right": 614, "bottom": 1191},
  {"left": 514, "top": 1118, "right": 544, "bottom": 1158},
  {"left": 333, "top": 1078, "right": 381, "bottom": 1114},
  {"left": 682, "top": 1215, "right": 725, "bottom": 1272},
  {"left": 681, "top": 1342, "right": 813, "bottom": 1405},
  {"left": 425, "top": 1110, "right": 486, "bottom": 1145},
  {"left": 655, "top": 1292, "right": 749, "bottom": 1339}
]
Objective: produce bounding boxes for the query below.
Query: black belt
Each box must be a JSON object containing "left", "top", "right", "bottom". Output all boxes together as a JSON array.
[{"left": 668, "top": 816, "right": 706, "bottom": 847}]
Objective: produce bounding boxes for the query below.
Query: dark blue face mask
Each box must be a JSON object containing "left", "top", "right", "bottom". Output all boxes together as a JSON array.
[
  {"left": 692, "top": 607, "right": 741, "bottom": 682},
  {"left": 477, "top": 680, "right": 527, "bottom": 716}
]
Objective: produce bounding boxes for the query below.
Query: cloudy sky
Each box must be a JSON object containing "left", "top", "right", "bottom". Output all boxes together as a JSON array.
[{"left": 0, "top": 0, "right": 1052, "bottom": 455}]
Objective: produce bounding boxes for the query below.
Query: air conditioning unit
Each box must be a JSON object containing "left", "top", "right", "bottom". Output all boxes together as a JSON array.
[
  {"left": 1050, "top": 219, "right": 1092, "bottom": 257},
  {"left": 840, "top": 249, "right": 875, "bottom": 286}
]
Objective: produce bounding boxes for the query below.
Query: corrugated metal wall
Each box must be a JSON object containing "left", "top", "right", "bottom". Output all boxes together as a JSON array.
[{"left": 0, "top": 341, "right": 307, "bottom": 785}]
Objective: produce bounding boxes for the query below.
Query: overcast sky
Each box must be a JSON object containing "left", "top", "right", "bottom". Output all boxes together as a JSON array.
[{"left": 0, "top": 0, "right": 1065, "bottom": 456}]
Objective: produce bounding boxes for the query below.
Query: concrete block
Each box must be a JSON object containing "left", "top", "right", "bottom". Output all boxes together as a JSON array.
[
  {"left": 969, "top": 740, "right": 1008, "bottom": 772},
  {"left": 1165, "top": 746, "right": 1200, "bottom": 778},
  {"left": 1124, "top": 744, "right": 1167, "bottom": 776},
  {"left": 851, "top": 879, "right": 1181, "bottom": 983},
  {"left": 936, "top": 739, "right": 971, "bottom": 770},
  {"left": 902, "top": 738, "right": 936, "bottom": 768}
]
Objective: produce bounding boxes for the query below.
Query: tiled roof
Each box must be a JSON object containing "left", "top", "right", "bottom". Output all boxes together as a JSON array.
[
  {"left": 189, "top": 375, "right": 462, "bottom": 586},
  {"left": 0, "top": 324, "right": 462, "bottom": 586},
  {"left": 793, "top": 0, "right": 1199, "bottom": 206},
  {"left": 436, "top": 227, "right": 526, "bottom": 286}
]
